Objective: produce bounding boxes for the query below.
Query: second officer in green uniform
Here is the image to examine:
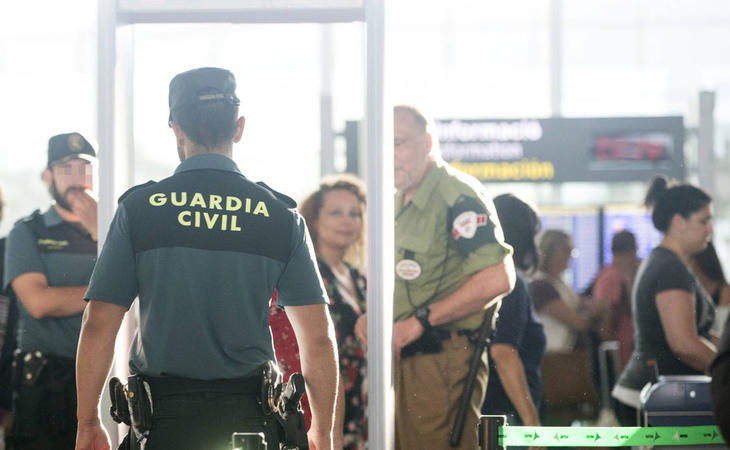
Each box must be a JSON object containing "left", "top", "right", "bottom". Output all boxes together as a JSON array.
[{"left": 357, "top": 105, "right": 515, "bottom": 450}]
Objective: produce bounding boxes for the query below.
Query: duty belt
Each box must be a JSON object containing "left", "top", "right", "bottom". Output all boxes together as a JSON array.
[
  {"left": 144, "top": 373, "right": 261, "bottom": 397},
  {"left": 109, "top": 362, "right": 309, "bottom": 449},
  {"left": 400, "top": 327, "right": 478, "bottom": 359}
]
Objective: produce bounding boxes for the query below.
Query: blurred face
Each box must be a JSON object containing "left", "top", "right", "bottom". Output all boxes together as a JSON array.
[
  {"left": 552, "top": 238, "right": 574, "bottom": 274},
  {"left": 315, "top": 189, "right": 363, "bottom": 252},
  {"left": 47, "top": 158, "right": 94, "bottom": 211},
  {"left": 394, "top": 110, "right": 432, "bottom": 193},
  {"left": 678, "top": 204, "right": 713, "bottom": 254}
]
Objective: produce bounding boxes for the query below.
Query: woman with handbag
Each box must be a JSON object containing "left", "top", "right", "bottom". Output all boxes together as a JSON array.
[{"left": 529, "top": 229, "right": 608, "bottom": 424}]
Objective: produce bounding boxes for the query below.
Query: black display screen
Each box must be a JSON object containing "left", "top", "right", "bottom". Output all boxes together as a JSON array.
[{"left": 592, "top": 132, "right": 672, "bottom": 162}]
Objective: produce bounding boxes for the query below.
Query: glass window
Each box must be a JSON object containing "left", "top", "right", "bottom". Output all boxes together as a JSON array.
[
  {"left": 0, "top": 1, "right": 97, "bottom": 235},
  {"left": 132, "top": 22, "right": 364, "bottom": 202}
]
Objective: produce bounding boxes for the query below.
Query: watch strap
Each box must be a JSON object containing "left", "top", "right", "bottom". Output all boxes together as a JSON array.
[{"left": 414, "top": 306, "right": 431, "bottom": 331}]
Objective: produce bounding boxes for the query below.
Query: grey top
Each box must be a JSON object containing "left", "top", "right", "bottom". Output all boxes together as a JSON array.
[
  {"left": 86, "top": 154, "right": 327, "bottom": 379},
  {"left": 4, "top": 207, "right": 97, "bottom": 359},
  {"left": 617, "top": 246, "right": 715, "bottom": 391}
]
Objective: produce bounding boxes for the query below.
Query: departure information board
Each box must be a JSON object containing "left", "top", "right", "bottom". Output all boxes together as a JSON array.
[
  {"left": 538, "top": 206, "right": 661, "bottom": 293},
  {"left": 540, "top": 208, "right": 601, "bottom": 294},
  {"left": 602, "top": 207, "right": 662, "bottom": 267},
  {"left": 437, "top": 116, "right": 685, "bottom": 183}
]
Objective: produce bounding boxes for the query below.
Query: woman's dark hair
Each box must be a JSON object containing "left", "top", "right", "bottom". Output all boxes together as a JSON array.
[
  {"left": 299, "top": 173, "right": 367, "bottom": 267},
  {"left": 644, "top": 175, "right": 712, "bottom": 233},
  {"left": 172, "top": 101, "right": 239, "bottom": 150},
  {"left": 693, "top": 241, "right": 727, "bottom": 284},
  {"left": 493, "top": 193, "right": 541, "bottom": 273}
]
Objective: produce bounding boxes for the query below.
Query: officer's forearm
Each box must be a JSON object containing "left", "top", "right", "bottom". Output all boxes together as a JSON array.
[
  {"left": 333, "top": 372, "right": 346, "bottom": 448},
  {"left": 287, "top": 304, "right": 339, "bottom": 440},
  {"left": 428, "top": 258, "right": 515, "bottom": 327},
  {"left": 27, "top": 286, "right": 88, "bottom": 318},
  {"left": 12, "top": 274, "right": 88, "bottom": 319},
  {"left": 76, "top": 300, "right": 126, "bottom": 425},
  {"left": 300, "top": 331, "right": 338, "bottom": 436}
]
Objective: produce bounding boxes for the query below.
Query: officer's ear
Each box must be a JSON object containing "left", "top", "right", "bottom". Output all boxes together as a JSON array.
[
  {"left": 233, "top": 116, "right": 245, "bottom": 143},
  {"left": 41, "top": 168, "right": 52, "bottom": 187},
  {"left": 170, "top": 121, "right": 187, "bottom": 149}
]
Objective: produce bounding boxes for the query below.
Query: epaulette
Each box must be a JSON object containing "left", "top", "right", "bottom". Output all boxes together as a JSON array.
[
  {"left": 118, "top": 180, "right": 157, "bottom": 204},
  {"left": 256, "top": 181, "right": 297, "bottom": 208},
  {"left": 18, "top": 209, "right": 42, "bottom": 225}
]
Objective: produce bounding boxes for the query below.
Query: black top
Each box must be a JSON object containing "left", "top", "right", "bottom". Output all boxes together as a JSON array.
[
  {"left": 618, "top": 246, "right": 715, "bottom": 390},
  {"left": 482, "top": 275, "right": 546, "bottom": 416}
]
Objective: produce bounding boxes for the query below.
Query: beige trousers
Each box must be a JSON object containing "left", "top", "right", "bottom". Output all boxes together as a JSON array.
[{"left": 395, "top": 333, "right": 488, "bottom": 450}]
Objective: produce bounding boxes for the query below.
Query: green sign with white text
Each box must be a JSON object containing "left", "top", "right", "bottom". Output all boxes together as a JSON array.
[{"left": 500, "top": 426, "right": 725, "bottom": 447}]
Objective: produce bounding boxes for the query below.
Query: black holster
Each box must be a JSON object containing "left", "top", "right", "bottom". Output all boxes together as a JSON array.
[
  {"left": 108, "top": 375, "right": 153, "bottom": 450},
  {"left": 275, "top": 373, "right": 308, "bottom": 450},
  {"left": 10, "top": 350, "right": 77, "bottom": 440},
  {"left": 400, "top": 327, "right": 450, "bottom": 359},
  {"left": 259, "top": 361, "right": 308, "bottom": 449},
  {"left": 108, "top": 377, "right": 130, "bottom": 426},
  {"left": 127, "top": 375, "right": 153, "bottom": 436}
]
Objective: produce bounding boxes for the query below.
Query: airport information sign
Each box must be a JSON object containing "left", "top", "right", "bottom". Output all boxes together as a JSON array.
[{"left": 436, "top": 116, "right": 685, "bottom": 183}]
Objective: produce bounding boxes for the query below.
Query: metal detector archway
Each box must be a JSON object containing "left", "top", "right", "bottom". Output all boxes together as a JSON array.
[{"left": 96, "top": 1, "right": 393, "bottom": 447}]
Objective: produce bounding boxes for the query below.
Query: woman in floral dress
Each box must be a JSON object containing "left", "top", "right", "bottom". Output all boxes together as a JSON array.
[{"left": 270, "top": 174, "right": 367, "bottom": 449}]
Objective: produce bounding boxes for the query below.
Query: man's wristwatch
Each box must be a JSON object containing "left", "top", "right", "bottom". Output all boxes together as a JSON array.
[{"left": 414, "top": 305, "right": 432, "bottom": 331}]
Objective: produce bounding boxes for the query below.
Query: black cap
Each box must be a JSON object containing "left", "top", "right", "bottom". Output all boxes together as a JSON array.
[
  {"left": 168, "top": 67, "right": 240, "bottom": 122},
  {"left": 47, "top": 133, "right": 96, "bottom": 168}
]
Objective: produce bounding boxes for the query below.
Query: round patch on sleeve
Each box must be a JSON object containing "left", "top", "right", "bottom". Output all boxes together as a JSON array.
[
  {"left": 452, "top": 210, "right": 488, "bottom": 240},
  {"left": 395, "top": 259, "right": 422, "bottom": 280},
  {"left": 448, "top": 195, "right": 498, "bottom": 257}
]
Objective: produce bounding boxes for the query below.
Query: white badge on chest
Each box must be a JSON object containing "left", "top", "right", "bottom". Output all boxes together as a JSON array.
[{"left": 395, "top": 259, "right": 422, "bottom": 280}]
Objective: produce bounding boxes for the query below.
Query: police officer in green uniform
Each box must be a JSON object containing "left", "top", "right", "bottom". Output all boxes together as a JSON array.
[
  {"left": 4, "top": 133, "right": 98, "bottom": 449},
  {"left": 357, "top": 105, "right": 515, "bottom": 450},
  {"left": 74, "top": 67, "right": 339, "bottom": 450}
]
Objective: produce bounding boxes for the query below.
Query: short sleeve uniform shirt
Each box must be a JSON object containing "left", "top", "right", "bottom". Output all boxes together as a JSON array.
[
  {"left": 86, "top": 154, "right": 327, "bottom": 379},
  {"left": 4, "top": 207, "right": 97, "bottom": 358},
  {"left": 393, "top": 160, "right": 511, "bottom": 331}
]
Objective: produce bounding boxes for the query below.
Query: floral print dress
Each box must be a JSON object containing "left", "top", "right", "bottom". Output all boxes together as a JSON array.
[{"left": 269, "top": 259, "right": 368, "bottom": 449}]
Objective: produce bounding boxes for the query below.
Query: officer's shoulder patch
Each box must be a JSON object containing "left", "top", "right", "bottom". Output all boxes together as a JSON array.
[
  {"left": 255, "top": 181, "right": 297, "bottom": 208},
  {"left": 19, "top": 209, "right": 42, "bottom": 225},
  {"left": 448, "top": 195, "right": 497, "bottom": 256},
  {"left": 118, "top": 180, "right": 157, "bottom": 204}
]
